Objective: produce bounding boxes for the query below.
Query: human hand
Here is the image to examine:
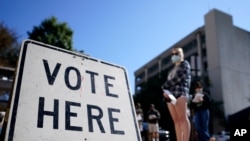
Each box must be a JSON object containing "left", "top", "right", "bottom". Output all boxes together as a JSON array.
[
  {"left": 199, "top": 96, "right": 204, "bottom": 102},
  {"left": 163, "top": 92, "right": 171, "bottom": 102},
  {"left": 149, "top": 115, "right": 156, "bottom": 119},
  {"left": 192, "top": 93, "right": 204, "bottom": 103}
]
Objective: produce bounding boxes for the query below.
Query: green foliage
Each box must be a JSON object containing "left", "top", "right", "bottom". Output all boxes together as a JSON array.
[
  {"left": 27, "top": 16, "right": 73, "bottom": 51},
  {"left": 0, "top": 22, "right": 19, "bottom": 67},
  {"left": 133, "top": 73, "right": 166, "bottom": 113}
]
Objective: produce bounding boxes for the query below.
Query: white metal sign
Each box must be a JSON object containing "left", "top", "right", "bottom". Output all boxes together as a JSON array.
[{"left": 5, "top": 40, "right": 140, "bottom": 141}]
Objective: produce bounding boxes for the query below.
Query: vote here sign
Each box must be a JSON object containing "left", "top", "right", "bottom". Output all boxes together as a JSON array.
[{"left": 4, "top": 40, "right": 141, "bottom": 141}]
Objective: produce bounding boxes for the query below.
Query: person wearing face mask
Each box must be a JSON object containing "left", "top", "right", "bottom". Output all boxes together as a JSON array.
[
  {"left": 162, "top": 47, "right": 191, "bottom": 141},
  {"left": 190, "top": 82, "right": 211, "bottom": 141}
]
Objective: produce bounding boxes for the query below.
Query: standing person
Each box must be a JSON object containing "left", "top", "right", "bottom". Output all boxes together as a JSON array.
[
  {"left": 148, "top": 104, "right": 160, "bottom": 141},
  {"left": 191, "top": 82, "right": 211, "bottom": 141},
  {"left": 135, "top": 103, "right": 144, "bottom": 139},
  {"left": 162, "top": 47, "right": 191, "bottom": 141}
]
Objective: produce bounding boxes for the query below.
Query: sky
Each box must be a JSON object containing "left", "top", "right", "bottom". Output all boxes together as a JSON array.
[{"left": 1, "top": 0, "right": 249, "bottom": 94}]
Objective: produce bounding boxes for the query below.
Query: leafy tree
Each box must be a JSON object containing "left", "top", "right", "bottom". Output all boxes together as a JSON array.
[
  {"left": 0, "top": 22, "right": 19, "bottom": 67},
  {"left": 27, "top": 16, "right": 73, "bottom": 51}
]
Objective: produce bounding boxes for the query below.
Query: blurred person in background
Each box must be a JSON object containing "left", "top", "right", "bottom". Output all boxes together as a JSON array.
[
  {"left": 148, "top": 104, "right": 160, "bottom": 141},
  {"left": 190, "top": 81, "right": 211, "bottom": 141},
  {"left": 135, "top": 103, "right": 144, "bottom": 139}
]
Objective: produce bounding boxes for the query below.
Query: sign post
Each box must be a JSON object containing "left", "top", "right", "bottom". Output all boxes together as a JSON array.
[{"left": 4, "top": 40, "right": 141, "bottom": 141}]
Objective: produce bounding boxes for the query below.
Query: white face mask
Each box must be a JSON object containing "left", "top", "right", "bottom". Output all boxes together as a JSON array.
[{"left": 171, "top": 55, "right": 180, "bottom": 63}]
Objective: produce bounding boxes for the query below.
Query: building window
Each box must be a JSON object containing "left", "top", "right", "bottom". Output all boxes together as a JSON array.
[
  {"left": 162, "top": 56, "right": 171, "bottom": 66},
  {"left": 185, "top": 56, "right": 191, "bottom": 63},
  {"left": 201, "top": 34, "right": 206, "bottom": 44},
  {"left": 136, "top": 86, "right": 142, "bottom": 92},
  {"left": 148, "top": 63, "right": 158, "bottom": 74},
  {"left": 190, "top": 55, "right": 201, "bottom": 77},
  {"left": 204, "top": 62, "right": 208, "bottom": 72},
  {"left": 202, "top": 48, "right": 207, "bottom": 56},
  {"left": 136, "top": 72, "right": 145, "bottom": 82},
  {"left": 183, "top": 40, "right": 197, "bottom": 53}
]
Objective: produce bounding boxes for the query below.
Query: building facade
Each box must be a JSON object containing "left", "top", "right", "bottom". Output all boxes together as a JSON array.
[{"left": 134, "top": 9, "right": 250, "bottom": 126}]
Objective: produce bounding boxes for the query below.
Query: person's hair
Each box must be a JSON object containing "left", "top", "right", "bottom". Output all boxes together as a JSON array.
[
  {"left": 150, "top": 104, "right": 154, "bottom": 108},
  {"left": 172, "top": 47, "right": 184, "bottom": 61},
  {"left": 195, "top": 81, "right": 203, "bottom": 88}
]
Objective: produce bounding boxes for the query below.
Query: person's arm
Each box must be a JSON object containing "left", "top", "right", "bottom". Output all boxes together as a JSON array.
[
  {"left": 203, "top": 93, "right": 211, "bottom": 108},
  {"left": 157, "top": 111, "right": 160, "bottom": 120},
  {"left": 141, "top": 109, "right": 144, "bottom": 119},
  {"left": 162, "top": 61, "right": 190, "bottom": 89}
]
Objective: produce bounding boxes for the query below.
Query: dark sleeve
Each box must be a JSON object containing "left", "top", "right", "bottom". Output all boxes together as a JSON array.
[
  {"left": 190, "top": 98, "right": 195, "bottom": 109},
  {"left": 156, "top": 110, "right": 160, "bottom": 119},
  {"left": 203, "top": 93, "right": 211, "bottom": 108},
  {"left": 162, "top": 61, "right": 191, "bottom": 89}
]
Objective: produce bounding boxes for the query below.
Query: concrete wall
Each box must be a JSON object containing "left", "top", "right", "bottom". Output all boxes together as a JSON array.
[
  {"left": 222, "top": 27, "right": 250, "bottom": 116},
  {"left": 205, "top": 9, "right": 224, "bottom": 101},
  {"left": 205, "top": 9, "right": 250, "bottom": 116}
]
